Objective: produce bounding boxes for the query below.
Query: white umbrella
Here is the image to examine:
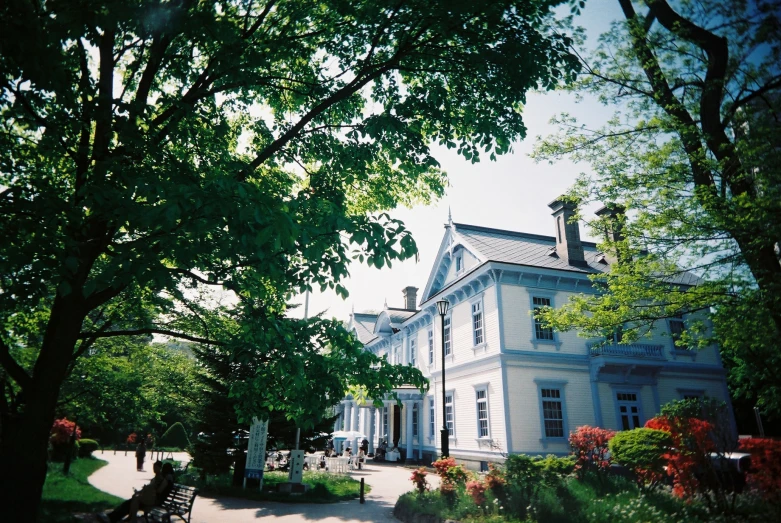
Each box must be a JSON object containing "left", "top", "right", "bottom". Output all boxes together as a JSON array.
[
  {"left": 331, "top": 430, "right": 366, "bottom": 454},
  {"left": 331, "top": 430, "right": 365, "bottom": 440}
]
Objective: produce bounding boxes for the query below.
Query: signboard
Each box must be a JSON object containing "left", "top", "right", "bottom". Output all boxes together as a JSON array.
[
  {"left": 244, "top": 417, "right": 269, "bottom": 488},
  {"left": 287, "top": 450, "right": 304, "bottom": 484}
]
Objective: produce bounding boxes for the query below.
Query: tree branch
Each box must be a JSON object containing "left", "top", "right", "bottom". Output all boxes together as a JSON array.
[
  {"left": 91, "top": 27, "right": 115, "bottom": 165},
  {"left": 0, "top": 339, "right": 32, "bottom": 390},
  {"left": 77, "top": 329, "right": 225, "bottom": 346},
  {"left": 725, "top": 75, "right": 781, "bottom": 126},
  {"left": 75, "top": 39, "right": 93, "bottom": 201},
  {"left": 617, "top": 0, "right": 712, "bottom": 189}
]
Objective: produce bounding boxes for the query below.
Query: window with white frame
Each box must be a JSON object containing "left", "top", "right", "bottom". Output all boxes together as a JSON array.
[
  {"left": 445, "top": 392, "right": 454, "bottom": 436},
  {"left": 412, "top": 403, "right": 419, "bottom": 438},
  {"left": 476, "top": 389, "right": 489, "bottom": 438},
  {"left": 540, "top": 388, "right": 564, "bottom": 438},
  {"left": 532, "top": 296, "right": 554, "bottom": 340},
  {"left": 472, "top": 301, "right": 484, "bottom": 345},
  {"left": 455, "top": 253, "right": 463, "bottom": 273},
  {"left": 444, "top": 317, "right": 452, "bottom": 356},
  {"left": 616, "top": 392, "right": 641, "bottom": 430},
  {"left": 669, "top": 314, "right": 686, "bottom": 347},
  {"left": 429, "top": 397, "right": 435, "bottom": 438},
  {"left": 382, "top": 407, "right": 389, "bottom": 441},
  {"left": 428, "top": 328, "right": 434, "bottom": 365},
  {"left": 409, "top": 337, "right": 416, "bottom": 366}
]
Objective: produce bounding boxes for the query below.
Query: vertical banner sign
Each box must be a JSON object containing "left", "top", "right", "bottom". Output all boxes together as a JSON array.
[{"left": 244, "top": 417, "right": 269, "bottom": 489}]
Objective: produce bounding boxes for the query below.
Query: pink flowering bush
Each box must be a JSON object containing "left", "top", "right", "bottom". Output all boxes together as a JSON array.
[
  {"left": 568, "top": 425, "right": 616, "bottom": 478},
  {"left": 51, "top": 418, "right": 81, "bottom": 444},
  {"left": 466, "top": 479, "right": 488, "bottom": 506},
  {"left": 410, "top": 467, "right": 430, "bottom": 495}
]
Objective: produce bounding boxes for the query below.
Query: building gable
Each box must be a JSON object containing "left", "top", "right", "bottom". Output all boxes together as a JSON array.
[{"left": 421, "top": 223, "right": 487, "bottom": 302}]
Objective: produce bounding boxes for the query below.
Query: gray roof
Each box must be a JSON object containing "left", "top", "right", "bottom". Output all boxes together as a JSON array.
[
  {"left": 455, "top": 223, "right": 603, "bottom": 273},
  {"left": 454, "top": 223, "right": 702, "bottom": 286},
  {"left": 386, "top": 308, "right": 417, "bottom": 324},
  {"left": 351, "top": 312, "right": 379, "bottom": 344}
]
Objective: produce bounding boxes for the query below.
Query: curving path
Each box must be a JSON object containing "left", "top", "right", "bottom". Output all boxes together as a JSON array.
[{"left": 88, "top": 451, "right": 438, "bottom": 522}]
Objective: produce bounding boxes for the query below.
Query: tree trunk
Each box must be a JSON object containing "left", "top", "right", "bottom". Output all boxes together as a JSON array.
[
  {"left": 737, "top": 238, "right": 781, "bottom": 334},
  {"left": 0, "top": 295, "right": 87, "bottom": 522}
]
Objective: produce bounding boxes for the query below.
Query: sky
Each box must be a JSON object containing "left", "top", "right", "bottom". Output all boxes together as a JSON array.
[{"left": 290, "top": 0, "right": 623, "bottom": 322}]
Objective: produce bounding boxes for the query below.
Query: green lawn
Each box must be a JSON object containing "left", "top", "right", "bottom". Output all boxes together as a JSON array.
[
  {"left": 40, "top": 457, "right": 123, "bottom": 522},
  {"left": 177, "top": 469, "right": 370, "bottom": 503}
]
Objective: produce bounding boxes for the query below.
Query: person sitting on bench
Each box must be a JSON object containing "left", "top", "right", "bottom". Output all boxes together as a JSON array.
[{"left": 99, "top": 460, "right": 172, "bottom": 522}]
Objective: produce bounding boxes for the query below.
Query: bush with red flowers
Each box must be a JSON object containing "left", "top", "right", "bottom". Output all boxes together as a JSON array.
[
  {"left": 431, "top": 456, "right": 470, "bottom": 501},
  {"left": 127, "top": 432, "right": 138, "bottom": 445},
  {"left": 568, "top": 425, "right": 616, "bottom": 478},
  {"left": 645, "top": 415, "right": 713, "bottom": 499},
  {"left": 51, "top": 418, "right": 81, "bottom": 444},
  {"left": 50, "top": 418, "right": 81, "bottom": 461},
  {"left": 466, "top": 479, "right": 488, "bottom": 506},
  {"left": 409, "top": 467, "right": 430, "bottom": 495},
  {"left": 485, "top": 462, "right": 506, "bottom": 499},
  {"left": 739, "top": 437, "right": 781, "bottom": 502}
]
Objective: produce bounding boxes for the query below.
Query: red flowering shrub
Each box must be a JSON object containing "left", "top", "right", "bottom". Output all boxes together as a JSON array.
[
  {"left": 645, "top": 416, "right": 713, "bottom": 499},
  {"left": 127, "top": 432, "right": 138, "bottom": 444},
  {"left": 409, "top": 467, "right": 430, "bottom": 495},
  {"left": 739, "top": 438, "right": 781, "bottom": 502},
  {"left": 431, "top": 457, "right": 469, "bottom": 493},
  {"left": 569, "top": 425, "right": 616, "bottom": 478},
  {"left": 51, "top": 418, "right": 81, "bottom": 444},
  {"left": 466, "top": 479, "right": 488, "bottom": 506},
  {"left": 432, "top": 456, "right": 457, "bottom": 476},
  {"left": 485, "top": 463, "right": 506, "bottom": 495}
]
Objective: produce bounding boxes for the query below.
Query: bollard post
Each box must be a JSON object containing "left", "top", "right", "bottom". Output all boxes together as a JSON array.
[{"left": 359, "top": 478, "right": 365, "bottom": 504}]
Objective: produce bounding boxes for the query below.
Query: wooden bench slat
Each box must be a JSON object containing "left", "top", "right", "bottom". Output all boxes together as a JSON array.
[{"left": 146, "top": 482, "right": 198, "bottom": 523}]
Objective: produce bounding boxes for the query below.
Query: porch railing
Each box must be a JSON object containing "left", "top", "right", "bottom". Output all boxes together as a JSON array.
[{"left": 588, "top": 343, "right": 664, "bottom": 359}]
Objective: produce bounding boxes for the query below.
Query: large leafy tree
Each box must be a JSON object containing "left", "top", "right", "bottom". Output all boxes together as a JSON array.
[
  {"left": 533, "top": 0, "right": 781, "bottom": 420},
  {"left": 0, "top": 0, "right": 578, "bottom": 518},
  {"left": 55, "top": 339, "right": 201, "bottom": 444}
]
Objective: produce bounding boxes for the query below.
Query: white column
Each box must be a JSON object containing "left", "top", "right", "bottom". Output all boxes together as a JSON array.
[
  {"left": 404, "top": 400, "right": 414, "bottom": 463},
  {"left": 368, "top": 408, "right": 376, "bottom": 454},
  {"left": 343, "top": 401, "right": 351, "bottom": 432},
  {"left": 417, "top": 400, "right": 424, "bottom": 461},
  {"left": 383, "top": 400, "right": 393, "bottom": 445},
  {"left": 334, "top": 404, "right": 343, "bottom": 432},
  {"left": 351, "top": 401, "right": 359, "bottom": 432}
]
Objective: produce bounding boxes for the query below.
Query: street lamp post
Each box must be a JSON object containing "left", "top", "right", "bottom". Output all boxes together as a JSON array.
[{"left": 436, "top": 299, "right": 450, "bottom": 458}]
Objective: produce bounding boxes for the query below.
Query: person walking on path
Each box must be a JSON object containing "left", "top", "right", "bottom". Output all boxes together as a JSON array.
[{"left": 135, "top": 439, "right": 146, "bottom": 471}]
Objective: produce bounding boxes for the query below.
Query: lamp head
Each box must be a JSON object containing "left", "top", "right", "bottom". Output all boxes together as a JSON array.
[{"left": 436, "top": 299, "right": 449, "bottom": 316}]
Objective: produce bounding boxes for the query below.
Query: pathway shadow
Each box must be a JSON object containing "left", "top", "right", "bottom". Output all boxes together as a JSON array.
[{"left": 204, "top": 495, "right": 398, "bottom": 522}]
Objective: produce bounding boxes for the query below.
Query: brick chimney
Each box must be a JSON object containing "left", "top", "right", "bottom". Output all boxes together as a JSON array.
[
  {"left": 402, "top": 286, "right": 418, "bottom": 310},
  {"left": 548, "top": 197, "right": 586, "bottom": 266},
  {"left": 595, "top": 204, "right": 627, "bottom": 264}
]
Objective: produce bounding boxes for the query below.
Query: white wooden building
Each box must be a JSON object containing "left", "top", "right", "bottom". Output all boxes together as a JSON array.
[{"left": 337, "top": 199, "right": 736, "bottom": 469}]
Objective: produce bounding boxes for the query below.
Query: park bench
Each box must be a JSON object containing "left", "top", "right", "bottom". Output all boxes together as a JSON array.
[{"left": 145, "top": 484, "right": 198, "bottom": 523}]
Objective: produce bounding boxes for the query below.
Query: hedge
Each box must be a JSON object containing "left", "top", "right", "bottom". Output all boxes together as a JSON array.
[{"left": 78, "top": 439, "right": 99, "bottom": 457}]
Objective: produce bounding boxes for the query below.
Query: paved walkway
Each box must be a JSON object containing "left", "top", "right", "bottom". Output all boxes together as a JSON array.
[{"left": 89, "top": 451, "right": 437, "bottom": 522}]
